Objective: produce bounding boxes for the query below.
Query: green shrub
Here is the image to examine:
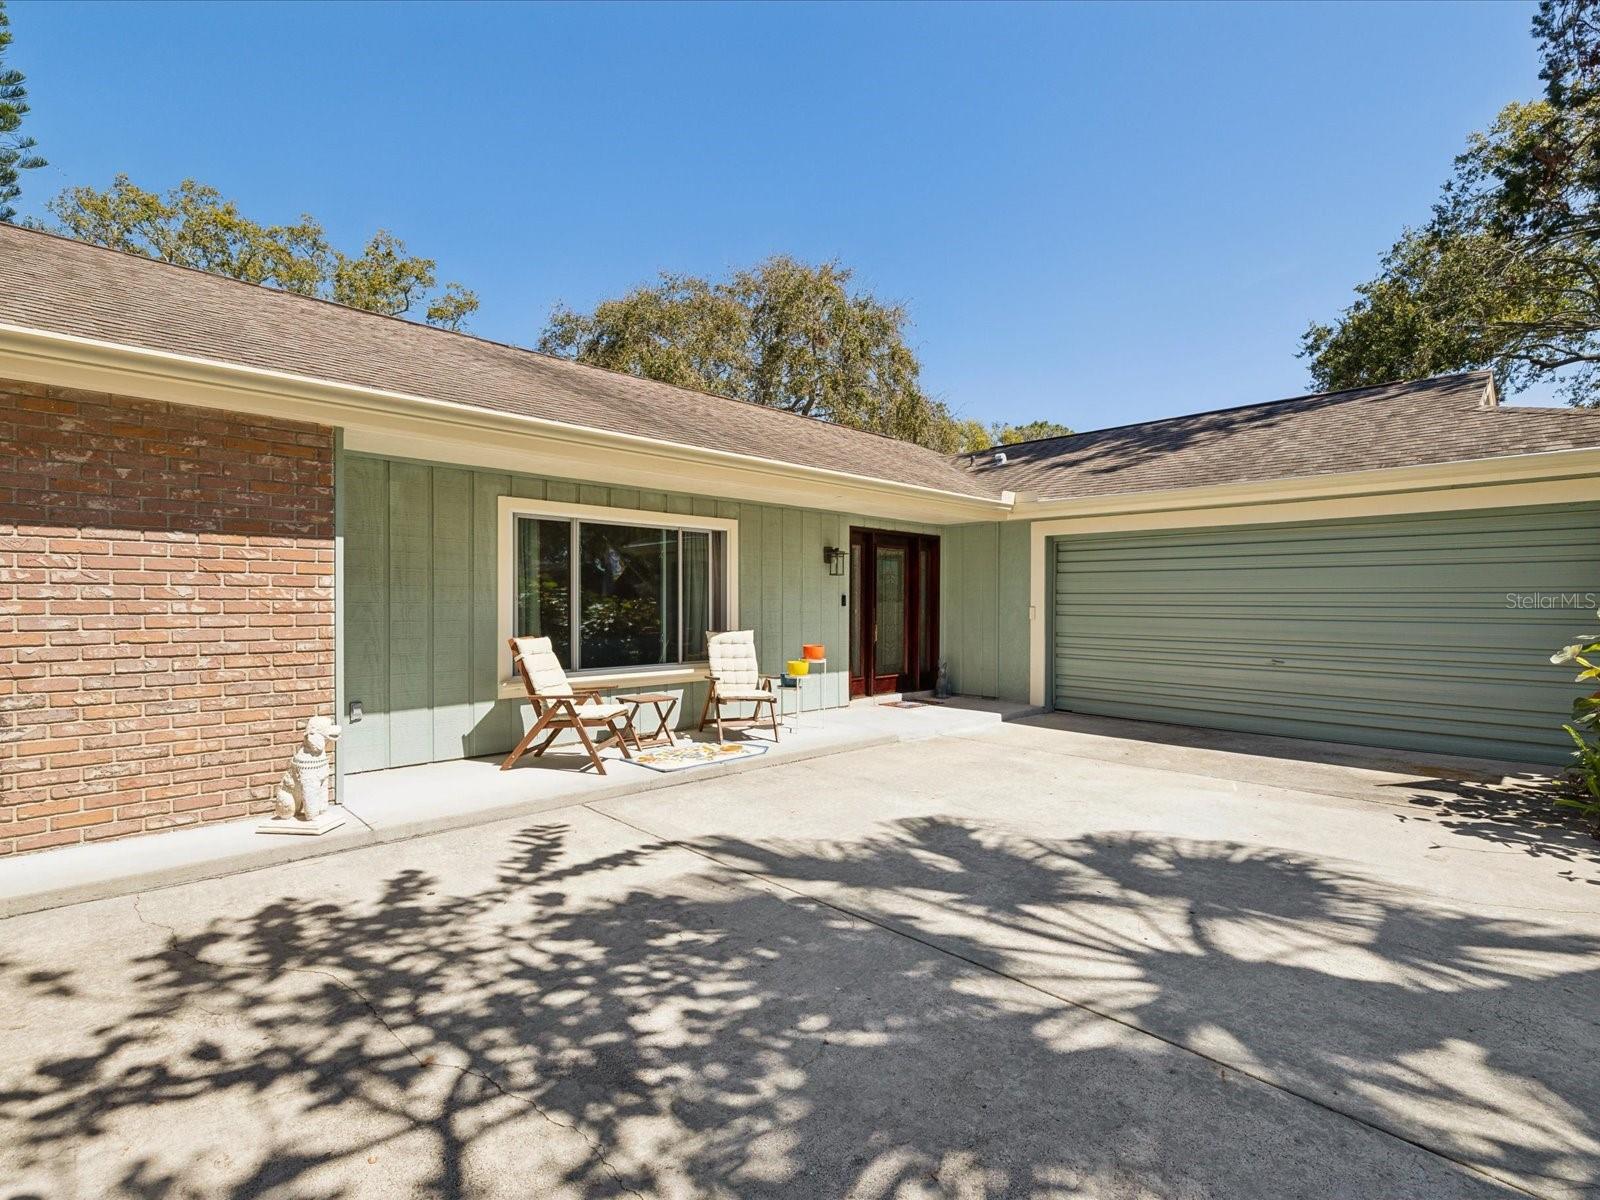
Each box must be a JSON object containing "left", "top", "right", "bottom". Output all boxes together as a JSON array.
[{"left": 1550, "top": 626, "right": 1600, "bottom": 835}]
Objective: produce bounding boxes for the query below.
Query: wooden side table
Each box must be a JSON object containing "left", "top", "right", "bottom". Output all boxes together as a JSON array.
[{"left": 618, "top": 692, "right": 679, "bottom": 749}]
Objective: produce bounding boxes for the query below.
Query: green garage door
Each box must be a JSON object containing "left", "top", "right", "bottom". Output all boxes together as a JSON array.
[{"left": 1051, "top": 503, "right": 1600, "bottom": 764}]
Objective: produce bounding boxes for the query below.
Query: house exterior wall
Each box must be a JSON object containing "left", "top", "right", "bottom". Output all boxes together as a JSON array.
[
  {"left": 339, "top": 451, "right": 942, "bottom": 773},
  {"left": 0, "top": 379, "right": 335, "bottom": 856},
  {"left": 940, "top": 521, "right": 1032, "bottom": 703}
]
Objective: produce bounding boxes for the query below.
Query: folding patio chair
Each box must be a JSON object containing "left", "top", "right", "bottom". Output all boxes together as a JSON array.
[
  {"left": 501, "top": 636, "right": 639, "bottom": 774},
  {"left": 698, "top": 629, "right": 781, "bottom": 742}
]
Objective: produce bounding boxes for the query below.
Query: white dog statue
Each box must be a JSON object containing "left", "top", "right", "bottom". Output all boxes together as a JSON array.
[{"left": 259, "top": 715, "right": 344, "bottom": 835}]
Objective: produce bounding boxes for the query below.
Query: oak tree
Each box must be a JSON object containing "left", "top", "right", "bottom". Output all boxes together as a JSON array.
[
  {"left": 48, "top": 175, "right": 480, "bottom": 330},
  {"left": 1305, "top": 0, "right": 1600, "bottom": 404},
  {"left": 542, "top": 257, "right": 1063, "bottom": 452}
]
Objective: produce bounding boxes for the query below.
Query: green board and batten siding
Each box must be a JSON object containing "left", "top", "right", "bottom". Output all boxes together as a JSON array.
[
  {"left": 341, "top": 451, "right": 931, "bottom": 773},
  {"left": 1050, "top": 503, "right": 1600, "bottom": 764},
  {"left": 940, "top": 522, "right": 1032, "bottom": 703}
]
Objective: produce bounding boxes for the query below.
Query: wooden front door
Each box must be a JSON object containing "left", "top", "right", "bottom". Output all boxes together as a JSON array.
[{"left": 849, "top": 529, "right": 939, "bottom": 698}]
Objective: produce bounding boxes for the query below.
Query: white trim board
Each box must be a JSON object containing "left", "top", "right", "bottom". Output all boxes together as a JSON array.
[
  {"left": 1012, "top": 446, "right": 1600, "bottom": 523},
  {"left": 0, "top": 323, "right": 1011, "bottom": 524},
  {"left": 5, "top": 320, "right": 1599, "bottom": 529}
]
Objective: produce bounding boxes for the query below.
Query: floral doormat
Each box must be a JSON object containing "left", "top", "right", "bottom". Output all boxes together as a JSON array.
[{"left": 631, "top": 741, "right": 770, "bottom": 773}]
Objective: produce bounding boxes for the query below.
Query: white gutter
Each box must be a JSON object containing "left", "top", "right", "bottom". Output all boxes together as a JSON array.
[
  {"left": 0, "top": 323, "right": 1014, "bottom": 523},
  {"left": 5, "top": 321, "right": 1591, "bottom": 527},
  {"left": 1007, "top": 444, "right": 1600, "bottom": 522}
]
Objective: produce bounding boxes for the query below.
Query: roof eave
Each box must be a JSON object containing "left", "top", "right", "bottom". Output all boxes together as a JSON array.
[
  {"left": 1008, "top": 445, "right": 1600, "bottom": 521},
  {"left": 0, "top": 322, "right": 1013, "bottom": 523}
]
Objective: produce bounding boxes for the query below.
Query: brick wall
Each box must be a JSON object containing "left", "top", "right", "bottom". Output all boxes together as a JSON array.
[{"left": 0, "top": 379, "right": 335, "bottom": 855}]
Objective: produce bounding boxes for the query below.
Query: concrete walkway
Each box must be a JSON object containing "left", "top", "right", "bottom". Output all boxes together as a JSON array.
[
  {"left": 0, "top": 695, "right": 1033, "bottom": 918},
  {"left": 2, "top": 713, "right": 1596, "bottom": 1198}
]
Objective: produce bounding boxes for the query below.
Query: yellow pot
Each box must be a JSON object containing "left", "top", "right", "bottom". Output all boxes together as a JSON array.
[{"left": 786, "top": 659, "right": 809, "bottom": 676}]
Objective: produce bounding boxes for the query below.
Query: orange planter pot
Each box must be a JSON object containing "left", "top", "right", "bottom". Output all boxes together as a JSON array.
[{"left": 802, "top": 644, "right": 826, "bottom": 660}]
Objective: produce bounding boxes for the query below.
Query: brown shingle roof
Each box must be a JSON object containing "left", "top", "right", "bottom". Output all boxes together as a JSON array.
[
  {"left": 969, "top": 372, "right": 1600, "bottom": 500},
  {"left": 0, "top": 224, "right": 999, "bottom": 500},
  {"left": 9, "top": 226, "right": 1600, "bottom": 510}
]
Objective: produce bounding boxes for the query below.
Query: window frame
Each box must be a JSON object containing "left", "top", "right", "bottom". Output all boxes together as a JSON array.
[{"left": 497, "top": 495, "right": 739, "bottom": 696}]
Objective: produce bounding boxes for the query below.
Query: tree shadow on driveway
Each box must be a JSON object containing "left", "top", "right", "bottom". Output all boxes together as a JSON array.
[
  {"left": 1386, "top": 773, "right": 1600, "bottom": 879},
  {"left": 1, "top": 816, "right": 1595, "bottom": 1199}
]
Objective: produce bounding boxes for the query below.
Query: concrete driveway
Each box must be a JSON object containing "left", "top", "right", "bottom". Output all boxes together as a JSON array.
[{"left": 2, "top": 714, "right": 1597, "bottom": 1199}]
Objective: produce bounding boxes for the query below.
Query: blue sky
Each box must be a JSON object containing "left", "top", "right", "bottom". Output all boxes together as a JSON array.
[{"left": 7, "top": 1, "right": 1548, "bottom": 430}]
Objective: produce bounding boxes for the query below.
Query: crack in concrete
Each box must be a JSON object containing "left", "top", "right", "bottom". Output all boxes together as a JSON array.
[{"left": 128, "top": 893, "right": 648, "bottom": 1200}]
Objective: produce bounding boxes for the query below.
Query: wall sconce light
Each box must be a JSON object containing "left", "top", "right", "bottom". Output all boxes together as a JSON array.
[{"left": 823, "top": 545, "right": 847, "bottom": 577}]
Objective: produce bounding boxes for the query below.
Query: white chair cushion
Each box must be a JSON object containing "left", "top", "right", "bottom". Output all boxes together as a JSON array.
[
  {"left": 512, "top": 635, "right": 573, "bottom": 697},
  {"left": 571, "top": 701, "right": 628, "bottom": 720},
  {"left": 707, "top": 630, "right": 761, "bottom": 689},
  {"left": 714, "top": 685, "right": 774, "bottom": 703}
]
